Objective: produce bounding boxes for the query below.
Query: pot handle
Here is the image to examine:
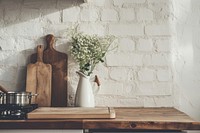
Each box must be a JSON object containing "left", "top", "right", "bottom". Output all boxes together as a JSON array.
[{"left": 28, "top": 94, "right": 38, "bottom": 98}]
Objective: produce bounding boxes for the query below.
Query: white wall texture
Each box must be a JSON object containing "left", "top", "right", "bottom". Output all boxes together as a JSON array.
[{"left": 0, "top": 0, "right": 199, "bottom": 120}]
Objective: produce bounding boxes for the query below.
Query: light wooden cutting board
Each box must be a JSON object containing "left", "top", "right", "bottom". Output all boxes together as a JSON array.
[
  {"left": 27, "top": 107, "right": 115, "bottom": 119},
  {"left": 26, "top": 45, "right": 52, "bottom": 107}
]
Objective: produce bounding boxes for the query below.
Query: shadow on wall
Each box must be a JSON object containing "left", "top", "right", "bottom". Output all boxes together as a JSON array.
[
  {"left": 173, "top": 0, "right": 200, "bottom": 120},
  {"left": 0, "top": 0, "right": 83, "bottom": 28},
  {"left": 0, "top": 0, "right": 83, "bottom": 91}
]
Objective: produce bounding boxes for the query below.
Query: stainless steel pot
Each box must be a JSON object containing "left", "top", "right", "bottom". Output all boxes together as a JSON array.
[
  {"left": 5, "top": 91, "right": 37, "bottom": 106},
  {"left": 6, "top": 92, "right": 16, "bottom": 104},
  {"left": 15, "top": 92, "right": 32, "bottom": 105},
  {"left": 0, "top": 92, "right": 6, "bottom": 104}
]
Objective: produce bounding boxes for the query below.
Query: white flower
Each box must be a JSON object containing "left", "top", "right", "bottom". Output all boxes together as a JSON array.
[{"left": 70, "top": 33, "right": 115, "bottom": 76}]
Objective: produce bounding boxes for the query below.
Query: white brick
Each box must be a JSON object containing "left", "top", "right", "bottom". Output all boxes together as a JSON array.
[
  {"left": 137, "top": 8, "right": 153, "bottom": 21},
  {"left": 138, "top": 68, "right": 155, "bottom": 81},
  {"left": 0, "top": 37, "right": 16, "bottom": 50},
  {"left": 145, "top": 24, "right": 172, "bottom": 36},
  {"left": 43, "top": 24, "right": 72, "bottom": 37},
  {"left": 142, "top": 55, "right": 151, "bottom": 66},
  {"left": 4, "top": 21, "right": 43, "bottom": 37},
  {"left": 118, "top": 38, "right": 135, "bottom": 52},
  {"left": 20, "top": 8, "right": 40, "bottom": 21},
  {"left": 154, "top": 96, "right": 174, "bottom": 107},
  {"left": 152, "top": 54, "right": 169, "bottom": 66},
  {"left": 23, "top": 0, "right": 56, "bottom": 8},
  {"left": 0, "top": 9, "right": 4, "bottom": 24},
  {"left": 137, "top": 38, "right": 153, "bottom": 51},
  {"left": 96, "top": 95, "right": 143, "bottom": 107},
  {"left": 157, "top": 69, "right": 171, "bottom": 81},
  {"left": 101, "top": 9, "right": 118, "bottom": 21},
  {"left": 93, "top": 0, "right": 106, "bottom": 6},
  {"left": 123, "top": 83, "right": 136, "bottom": 96},
  {"left": 144, "top": 96, "right": 173, "bottom": 107},
  {"left": 4, "top": 9, "right": 20, "bottom": 23},
  {"left": 113, "top": 0, "right": 124, "bottom": 6},
  {"left": 57, "top": 0, "right": 75, "bottom": 8},
  {"left": 113, "top": 0, "right": 146, "bottom": 7},
  {"left": 120, "top": 9, "right": 135, "bottom": 21},
  {"left": 80, "top": 8, "right": 99, "bottom": 22},
  {"left": 95, "top": 96, "right": 120, "bottom": 107},
  {"left": 0, "top": 52, "right": 17, "bottom": 66},
  {"left": 1, "top": 0, "right": 21, "bottom": 9},
  {"left": 137, "top": 82, "right": 171, "bottom": 96},
  {"left": 106, "top": 53, "right": 143, "bottom": 66},
  {"left": 155, "top": 82, "right": 172, "bottom": 95},
  {"left": 109, "top": 68, "right": 128, "bottom": 81},
  {"left": 109, "top": 24, "right": 144, "bottom": 36},
  {"left": 144, "top": 97, "right": 156, "bottom": 107},
  {"left": 0, "top": 51, "right": 13, "bottom": 62},
  {"left": 44, "top": 11, "right": 61, "bottom": 24},
  {"left": 78, "top": 23, "right": 106, "bottom": 36},
  {"left": 156, "top": 39, "right": 171, "bottom": 52},
  {"left": 137, "top": 82, "right": 154, "bottom": 95},
  {"left": 98, "top": 80, "right": 123, "bottom": 95},
  {"left": 93, "top": 64, "right": 109, "bottom": 80},
  {"left": 118, "top": 98, "right": 144, "bottom": 107},
  {"left": 0, "top": 66, "right": 17, "bottom": 82},
  {"left": 63, "top": 7, "right": 80, "bottom": 22},
  {"left": 147, "top": 0, "right": 170, "bottom": 3}
]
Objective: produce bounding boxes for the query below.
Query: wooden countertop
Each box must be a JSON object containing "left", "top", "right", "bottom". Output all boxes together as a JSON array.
[{"left": 1, "top": 107, "right": 200, "bottom": 130}]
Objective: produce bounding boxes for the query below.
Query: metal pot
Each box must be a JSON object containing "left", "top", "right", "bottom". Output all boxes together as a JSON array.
[
  {"left": 6, "top": 92, "right": 16, "bottom": 104},
  {"left": 0, "top": 92, "right": 6, "bottom": 104},
  {"left": 6, "top": 91, "right": 37, "bottom": 106}
]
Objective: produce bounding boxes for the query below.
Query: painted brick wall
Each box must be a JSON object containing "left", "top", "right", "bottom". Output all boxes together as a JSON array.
[{"left": 0, "top": 0, "right": 175, "bottom": 107}]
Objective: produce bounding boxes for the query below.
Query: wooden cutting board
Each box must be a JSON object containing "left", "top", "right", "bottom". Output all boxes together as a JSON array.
[
  {"left": 26, "top": 45, "right": 52, "bottom": 107},
  {"left": 27, "top": 107, "right": 116, "bottom": 119},
  {"left": 30, "top": 34, "right": 68, "bottom": 107}
]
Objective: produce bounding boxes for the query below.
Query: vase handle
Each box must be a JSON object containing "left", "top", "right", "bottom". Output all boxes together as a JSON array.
[
  {"left": 94, "top": 75, "right": 100, "bottom": 86},
  {"left": 91, "top": 75, "right": 101, "bottom": 95}
]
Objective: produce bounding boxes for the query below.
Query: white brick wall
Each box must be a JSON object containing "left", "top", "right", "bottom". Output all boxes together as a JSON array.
[
  {"left": 106, "top": 53, "right": 143, "bottom": 66},
  {"left": 137, "top": 8, "right": 154, "bottom": 21},
  {"left": 63, "top": 7, "right": 80, "bottom": 22},
  {"left": 109, "top": 24, "right": 144, "bottom": 36},
  {"left": 118, "top": 38, "right": 135, "bottom": 52},
  {"left": 156, "top": 39, "right": 171, "bottom": 52},
  {"left": 137, "top": 38, "right": 153, "bottom": 52},
  {"left": 101, "top": 9, "right": 118, "bottom": 22},
  {"left": 80, "top": 8, "right": 99, "bottom": 22},
  {"left": 138, "top": 68, "right": 155, "bottom": 82},
  {"left": 145, "top": 24, "right": 172, "bottom": 36},
  {"left": 0, "top": 0, "right": 176, "bottom": 108},
  {"left": 119, "top": 8, "right": 135, "bottom": 21}
]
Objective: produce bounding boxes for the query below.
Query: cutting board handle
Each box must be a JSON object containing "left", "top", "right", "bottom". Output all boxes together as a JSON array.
[
  {"left": 46, "top": 34, "right": 55, "bottom": 50},
  {"left": 37, "top": 45, "right": 44, "bottom": 62}
]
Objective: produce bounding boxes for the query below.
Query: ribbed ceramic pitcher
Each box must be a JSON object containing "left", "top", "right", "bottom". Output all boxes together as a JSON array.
[
  {"left": 75, "top": 72, "right": 100, "bottom": 107},
  {"left": 75, "top": 71, "right": 95, "bottom": 107}
]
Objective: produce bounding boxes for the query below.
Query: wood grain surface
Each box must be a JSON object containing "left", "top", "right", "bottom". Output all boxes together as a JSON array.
[
  {"left": 27, "top": 107, "right": 116, "bottom": 119},
  {"left": 31, "top": 34, "right": 68, "bottom": 107},
  {"left": 26, "top": 45, "right": 52, "bottom": 106},
  {"left": 1, "top": 108, "right": 200, "bottom": 130}
]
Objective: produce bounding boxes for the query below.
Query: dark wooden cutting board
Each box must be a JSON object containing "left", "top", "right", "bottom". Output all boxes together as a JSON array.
[{"left": 30, "top": 34, "right": 68, "bottom": 107}]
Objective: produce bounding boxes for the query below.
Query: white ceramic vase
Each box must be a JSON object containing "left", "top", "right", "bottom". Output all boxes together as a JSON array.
[{"left": 75, "top": 71, "right": 95, "bottom": 107}]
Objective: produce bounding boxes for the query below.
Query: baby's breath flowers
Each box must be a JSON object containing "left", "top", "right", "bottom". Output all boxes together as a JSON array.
[{"left": 70, "top": 33, "right": 114, "bottom": 76}]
